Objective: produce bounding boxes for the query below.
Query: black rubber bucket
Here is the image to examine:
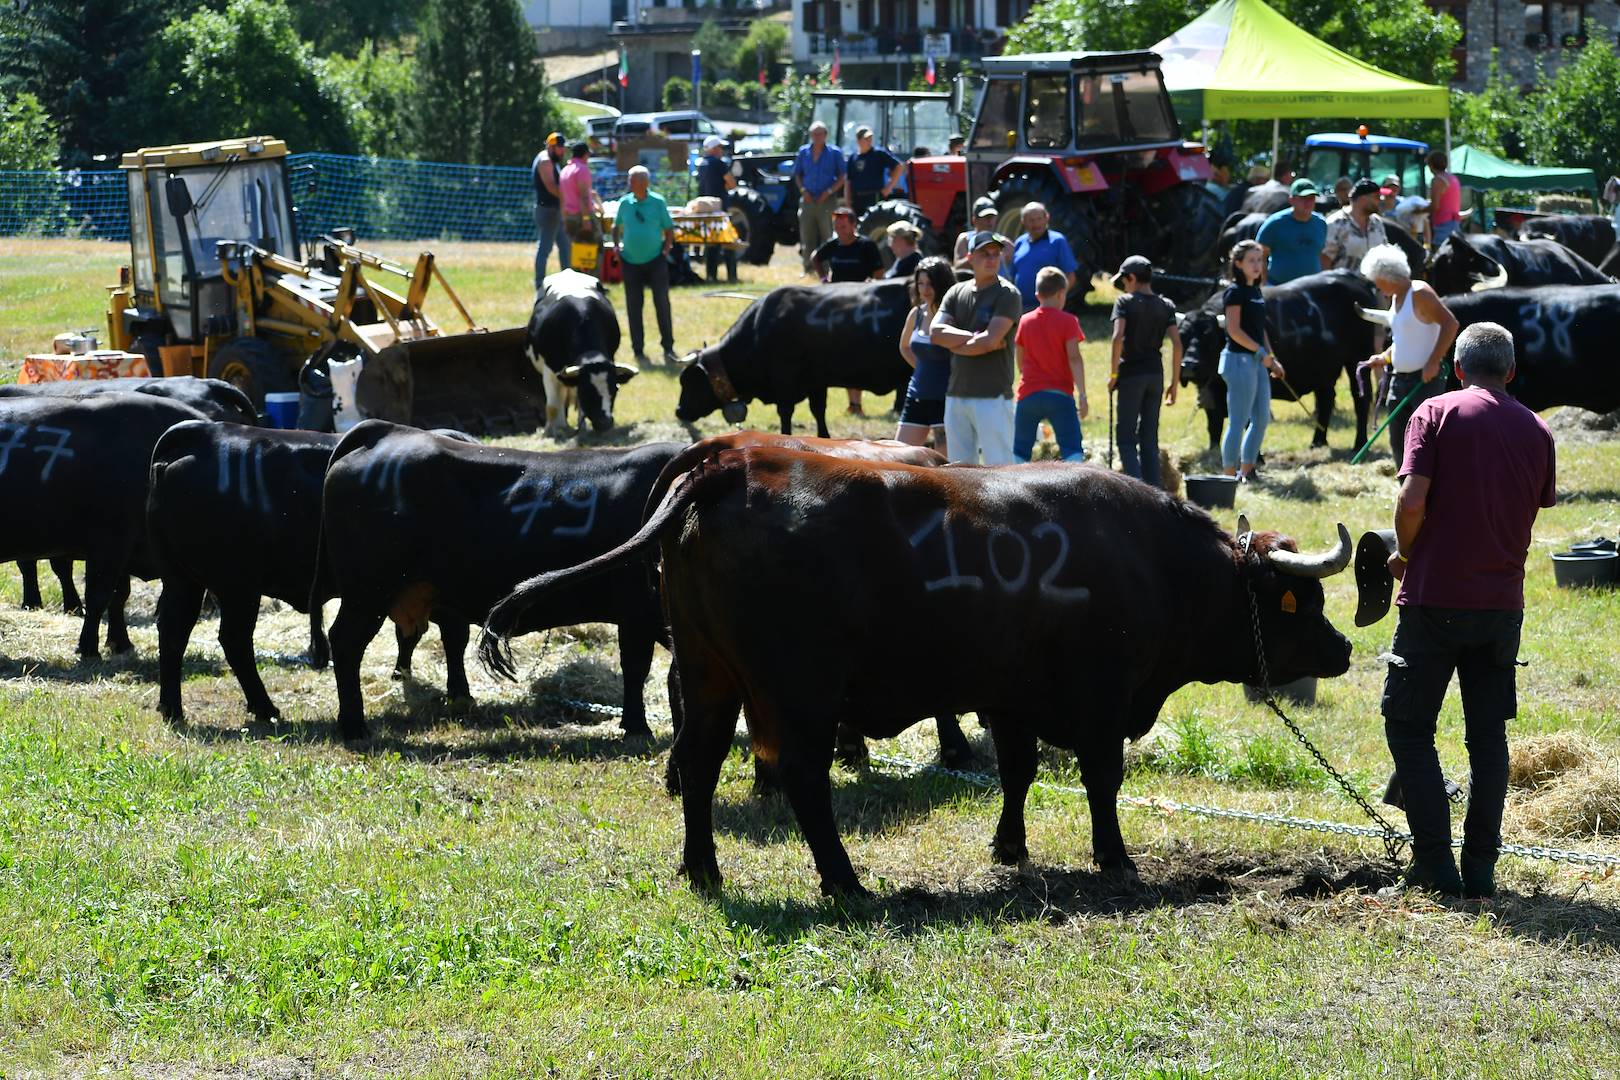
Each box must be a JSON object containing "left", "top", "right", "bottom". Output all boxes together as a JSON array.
[
  {"left": 1243, "top": 677, "right": 1318, "bottom": 706},
  {"left": 1552, "top": 550, "right": 1619, "bottom": 588},
  {"left": 1185, "top": 475, "right": 1239, "bottom": 509}
]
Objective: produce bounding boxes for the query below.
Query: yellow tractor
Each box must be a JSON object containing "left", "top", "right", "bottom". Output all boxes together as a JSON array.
[{"left": 102, "top": 135, "right": 544, "bottom": 434}]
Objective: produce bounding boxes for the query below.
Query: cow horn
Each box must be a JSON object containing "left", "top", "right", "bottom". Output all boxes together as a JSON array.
[
  {"left": 614, "top": 361, "right": 640, "bottom": 377},
  {"left": 1355, "top": 305, "right": 1393, "bottom": 327},
  {"left": 562, "top": 364, "right": 583, "bottom": 378},
  {"left": 1237, "top": 513, "right": 1251, "bottom": 539},
  {"left": 1174, "top": 311, "right": 1187, "bottom": 326},
  {"left": 1265, "top": 523, "right": 1353, "bottom": 578},
  {"left": 1470, "top": 263, "right": 1510, "bottom": 291}
]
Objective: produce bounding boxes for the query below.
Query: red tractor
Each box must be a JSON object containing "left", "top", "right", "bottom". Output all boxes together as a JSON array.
[{"left": 859, "top": 50, "right": 1225, "bottom": 300}]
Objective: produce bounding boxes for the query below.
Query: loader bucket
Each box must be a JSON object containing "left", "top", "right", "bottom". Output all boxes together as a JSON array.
[{"left": 357, "top": 327, "right": 548, "bottom": 437}]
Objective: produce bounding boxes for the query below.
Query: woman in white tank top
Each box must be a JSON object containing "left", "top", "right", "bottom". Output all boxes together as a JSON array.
[{"left": 1360, "top": 243, "right": 1460, "bottom": 468}]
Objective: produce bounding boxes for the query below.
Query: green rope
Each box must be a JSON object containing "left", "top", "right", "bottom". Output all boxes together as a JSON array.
[{"left": 1350, "top": 361, "right": 1450, "bottom": 465}]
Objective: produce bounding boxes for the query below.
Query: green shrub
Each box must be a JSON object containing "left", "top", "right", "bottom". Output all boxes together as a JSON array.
[{"left": 662, "top": 76, "right": 691, "bottom": 109}]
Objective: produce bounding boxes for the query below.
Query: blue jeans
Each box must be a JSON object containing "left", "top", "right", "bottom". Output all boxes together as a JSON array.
[
  {"left": 1115, "top": 371, "right": 1162, "bottom": 486},
  {"left": 1432, "top": 220, "right": 1459, "bottom": 248},
  {"left": 534, "top": 205, "right": 571, "bottom": 288},
  {"left": 1013, "top": 390, "right": 1084, "bottom": 462},
  {"left": 1219, "top": 347, "right": 1270, "bottom": 470}
]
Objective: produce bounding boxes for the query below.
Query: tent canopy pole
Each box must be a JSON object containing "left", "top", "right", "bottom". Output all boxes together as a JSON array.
[{"left": 1271, "top": 118, "right": 1280, "bottom": 174}]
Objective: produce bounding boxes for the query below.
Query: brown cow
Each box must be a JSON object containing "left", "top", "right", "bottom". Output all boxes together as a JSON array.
[{"left": 484, "top": 449, "right": 1355, "bottom": 898}]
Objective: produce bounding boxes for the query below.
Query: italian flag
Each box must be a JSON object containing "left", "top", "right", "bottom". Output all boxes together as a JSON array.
[{"left": 618, "top": 46, "right": 629, "bottom": 88}]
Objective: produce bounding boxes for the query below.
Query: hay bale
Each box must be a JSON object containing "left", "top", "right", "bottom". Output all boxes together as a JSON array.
[
  {"left": 1158, "top": 448, "right": 1184, "bottom": 499},
  {"left": 1510, "top": 760, "right": 1620, "bottom": 837},
  {"left": 1534, "top": 194, "right": 1596, "bottom": 215},
  {"left": 1508, "top": 731, "right": 1602, "bottom": 790}
]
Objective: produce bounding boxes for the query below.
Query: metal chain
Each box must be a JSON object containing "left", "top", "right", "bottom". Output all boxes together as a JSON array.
[
  {"left": 547, "top": 696, "right": 1620, "bottom": 870},
  {"left": 1240, "top": 532, "right": 1408, "bottom": 862}
]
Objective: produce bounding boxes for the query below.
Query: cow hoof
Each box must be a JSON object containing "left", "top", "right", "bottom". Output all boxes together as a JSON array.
[
  {"left": 249, "top": 706, "right": 281, "bottom": 724},
  {"left": 940, "top": 745, "right": 979, "bottom": 771},
  {"left": 991, "top": 836, "right": 1029, "bottom": 866},
  {"left": 76, "top": 646, "right": 100, "bottom": 663},
  {"left": 390, "top": 666, "right": 410, "bottom": 682},
  {"left": 63, "top": 603, "right": 84, "bottom": 617},
  {"left": 337, "top": 723, "right": 370, "bottom": 747},
  {"left": 19, "top": 600, "right": 41, "bottom": 612},
  {"left": 620, "top": 718, "right": 653, "bottom": 740},
  {"left": 680, "top": 859, "right": 723, "bottom": 898},
  {"left": 157, "top": 702, "right": 184, "bottom": 724},
  {"left": 107, "top": 637, "right": 134, "bottom": 656},
  {"left": 664, "top": 763, "right": 683, "bottom": 797},
  {"left": 1098, "top": 859, "right": 1142, "bottom": 887},
  {"left": 751, "top": 760, "right": 783, "bottom": 798},
  {"left": 820, "top": 878, "right": 873, "bottom": 904}
]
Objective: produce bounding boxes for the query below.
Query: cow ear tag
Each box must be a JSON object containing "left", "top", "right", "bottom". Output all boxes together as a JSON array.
[{"left": 1280, "top": 590, "right": 1297, "bottom": 614}]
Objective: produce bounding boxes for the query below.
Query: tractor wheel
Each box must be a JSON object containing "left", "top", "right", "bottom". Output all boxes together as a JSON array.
[
  {"left": 207, "top": 337, "right": 294, "bottom": 412},
  {"left": 1151, "top": 182, "right": 1226, "bottom": 280},
  {"left": 990, "top": 173, "right": 1099, "bottom": 307},
  {"left": 858, "top": 199, "right": 943, "bottom": 268},
  {"left": 729, "top": 186, "right": 775, "bottom": 266}
]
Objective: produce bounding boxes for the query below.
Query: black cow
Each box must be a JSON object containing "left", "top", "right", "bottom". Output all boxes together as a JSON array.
[
  {"left": 1179, "top": 270, "right": 1378, "bottom": 452},
  {"left": 1241, "top": 181, "right": 1289, "bottom": 215},
  {"left": 481, "top": 450, "right": 1354, "bottom": 897},
  {"left": 147, "top": 421, "right": 465, "bottom": 724},
  {"left": 1426, "top": 232, "right": 1612, "bottom": 295},
  {"left": 528, "top": 269, "right": 637, "bottom": 436},
  {"left": 2, "top": 376, "right": 258, "bottom": 613},
  {"left": 317, "top": 421, "right": 683, "bottom": 741},
  {"left": 1434, "top": 285, "right": 1620, "bottom": 414},
  {"left": 1517, "top": 215, "right": 1616, "bottom": 267},
  {"left": 674, "top": 280, "right": 914, "bottom": 437},
  {"left": 0, "top": 394, "right": 206, "bottom": 658}
]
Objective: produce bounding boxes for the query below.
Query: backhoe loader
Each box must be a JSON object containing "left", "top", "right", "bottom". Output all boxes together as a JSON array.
[{"left": 101, "top": 135, "right": 543, "bottom": 434}]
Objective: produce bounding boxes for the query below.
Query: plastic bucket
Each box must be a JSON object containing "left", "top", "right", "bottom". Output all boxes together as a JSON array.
[
  {"left": 1552, "top": 550, "right": 1619, "bottom": 589},
  {"left": 1185, "top": 475, "right": 1239, "bottom": 509},
  {"left": 264, "top": 391, "right": 301, "bottom": 429}
]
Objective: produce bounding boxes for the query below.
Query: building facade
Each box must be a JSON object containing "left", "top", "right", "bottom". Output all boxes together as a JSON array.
[
  {"left": 1428, "top": 0, "right": 1620, "bottom": 90},
  {"left": 789, "top": 0, "right": 1031, "bottom": 79}
]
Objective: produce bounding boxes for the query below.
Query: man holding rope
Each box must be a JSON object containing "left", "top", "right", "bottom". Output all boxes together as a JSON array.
[
  {"left": 1383, "top": 322, "right": 1556, "bottom": 899},
  {"left": 1359, "top": 244, "right": 1458, "bottom": 468}
]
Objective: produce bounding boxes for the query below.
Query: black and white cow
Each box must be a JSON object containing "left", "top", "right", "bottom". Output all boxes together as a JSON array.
[
  {"left": 147, "top": 421, "right": 468, "bottom": 724},
  {"left": 528, "top": 269, "right": 637, "bottom": 436},
  {"left": 1179, "top": 270, "right": 1379, "bottom": 451},
  {"left": 315, "top": 421, "right": 683, "bottom": 741},
  {"left": 1, "top": 376, "right": 258, "bottom": 613},
  {"left": 0, "top": 393, "right": 206, "bottom": 659},
  {"left": 674, "top": 280, "right": 914, "bottom": 436}
]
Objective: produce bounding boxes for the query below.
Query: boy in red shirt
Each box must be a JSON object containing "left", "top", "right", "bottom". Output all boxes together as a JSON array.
[{"left": 1012, "top": 267, "right": 1087, "bottom": 462}]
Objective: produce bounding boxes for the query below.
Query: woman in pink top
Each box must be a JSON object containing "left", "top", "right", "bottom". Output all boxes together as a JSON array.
[
  {"left": 1427, "top": 150, "right": 1462, "bottom": 249},
  {"left": 560, "top": 142, "right": 599, "bottom": 250}
]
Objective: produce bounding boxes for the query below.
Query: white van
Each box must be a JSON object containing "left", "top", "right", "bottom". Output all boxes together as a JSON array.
[{"left": 612, "top": 110, "right": 722, "bottom": 146}]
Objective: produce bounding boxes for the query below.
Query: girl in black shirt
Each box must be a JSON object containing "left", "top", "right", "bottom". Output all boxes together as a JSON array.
[{"left": 1219, "top": 240, "right": 1286, "bottom": 481}]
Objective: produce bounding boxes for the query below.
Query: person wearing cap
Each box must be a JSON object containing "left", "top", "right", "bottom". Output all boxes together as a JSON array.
[
  {"left": 1010, "top": 202, "right": 1078, "bottom": 312},
  {"left": 814, "top": 206, "right": 886, "bottom": 415},
  {"left": 845, "top": 126, "right": 903, "bottom": 219},
  {"left": 930, "top": 231, "right": 1022, "bottom": 465},
  {"left": 1378, "top": 174, "right": 1402, "bottom": 216},
  {"left": 882, "top": 221, "right": 923, "bottom": 280},
  {"left": 793, "top": 121, "right": 847, "bottom": 274},
  {"left": 947, "top": 134, "right": 965, "bottom": 155},
  {"left": 1255, "top": 178, "right": 1328, "bottom": 285},
  {"left": 560, "top": 142, "right": 600, "bottom": 260},
  {"left": 1321, "top": 177, "right": 1389, "bottom": 272},
  {"left": 1380, "top": 321, "right": 1556, "bottom": 899},
  {"left": 697, "top": 135, "right": 738, "bottom": 284},
  {"left": 954, "top": 198, "right": 1007, "bottom": 270},
  {"left": 1109, "top": 255, "right": 1182, "bottom": 488},
  {"left": 612, "top": 165, "right": 678, "bottom": 365},
  {"left": 532, "top": 132, "right": 571, "bottom": 288}
]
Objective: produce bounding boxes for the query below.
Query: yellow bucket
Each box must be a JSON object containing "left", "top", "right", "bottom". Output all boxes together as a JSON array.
[{"left": 571, "top": 240, "right": 600, "bottom": 271}]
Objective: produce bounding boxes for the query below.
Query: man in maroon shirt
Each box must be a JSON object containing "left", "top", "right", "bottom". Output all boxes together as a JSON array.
[{"left": 1383, "top": 321, "right": 1557, "bottom": 899}]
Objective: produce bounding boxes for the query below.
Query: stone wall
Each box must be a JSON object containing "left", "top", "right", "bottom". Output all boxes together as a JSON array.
[{"left": 1452, "top": 0, "right": 1620, "bottom": 91}]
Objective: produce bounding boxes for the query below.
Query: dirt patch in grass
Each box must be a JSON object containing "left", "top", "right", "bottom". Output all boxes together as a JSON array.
[{"left": 1545, "top": 406, "right": 1620, "bottom": 446}]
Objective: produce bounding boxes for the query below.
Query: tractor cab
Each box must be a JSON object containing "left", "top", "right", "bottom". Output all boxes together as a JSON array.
[
  {"left": 1300, "top": 132, "right": 1429, "bottom": 196},
  {"left": 810, "top": 89, "right": 957, "bottom": 160}
]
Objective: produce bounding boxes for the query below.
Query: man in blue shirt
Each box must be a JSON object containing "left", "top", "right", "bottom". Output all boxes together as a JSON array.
[
  {"left": 793, "top": 120, "right": 846, "bottom": 274},
  {"left": 611, "top": 166, "right": 678, "bottom": 363},
  {"left": 844, "top": 125, "right": 903, "bottom": 218},
  {"left": 1010, "top": 202, "right": 1078, "bottom": 310},
  {"left": 1255, "top": 177, "right": 1327, "bottom": 284}
]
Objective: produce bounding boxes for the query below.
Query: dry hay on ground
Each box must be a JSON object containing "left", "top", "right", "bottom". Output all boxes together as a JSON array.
[
  {"left": 1506, "top": 732, "right": 1620, "bottom": 839},
  {"left": 1158, "top": 448, "right": 1184, "bottom": 498},
  {"left": 1544, "top": 407, "right": 1620, "bottom": 446}
]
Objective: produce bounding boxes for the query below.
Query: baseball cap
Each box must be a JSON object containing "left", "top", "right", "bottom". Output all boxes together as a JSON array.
[
  {"left": 968, "top": 231, "right": 1008, "bottom": 253},
  {"left": 854, "top": 125, "right": 873, "bottom": 140},
  {"left": 972, "top": 196, "right": 997, "bottom": 219},
  {"left": 546, "top": 132, "right": 564, "bottom": 147},
  {"left": 1350, "top": 177, "right": 1381, "bottom": 200},
  {"left": 1111, "top": 255, "right": 1153, "bottom": 289},
  {"left": 1289, "top": 177, "right": 1319, "bottom": 198},
  {"left": 702, "top": 135, "right": 724, "bottom": 151},
  {"left": 831, "top": 205, "right": 855, "bottom": 218}
]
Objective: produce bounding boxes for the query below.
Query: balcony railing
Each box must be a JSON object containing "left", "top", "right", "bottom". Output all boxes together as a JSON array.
[{"left": 805, "top": 29, "right": 990, "bottom": 57}]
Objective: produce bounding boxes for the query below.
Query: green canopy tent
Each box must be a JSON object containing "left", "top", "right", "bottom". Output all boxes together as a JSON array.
[
  {"left": 1449, "top": 144, "right": 1597, "bottom": 193},
  {"left": 1150, "top": 0, "right": 1450, "bottom": 164}
]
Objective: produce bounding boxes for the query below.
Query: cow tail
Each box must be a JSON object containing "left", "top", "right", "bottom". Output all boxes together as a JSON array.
[
  {"left": 478, "top": 463, "right": 712, "bottom": 680},
  {"left": 306, "top": 508, "right": 332, "bottom": 671}
]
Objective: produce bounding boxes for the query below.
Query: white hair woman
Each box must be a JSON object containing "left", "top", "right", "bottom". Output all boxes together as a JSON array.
[{"left": 1361, "top": 243, "right": 1459, "bottom": 467}]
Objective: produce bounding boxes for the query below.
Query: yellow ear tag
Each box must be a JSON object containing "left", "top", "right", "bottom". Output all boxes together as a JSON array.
[{"left": 1281, "top": 591, "right": 1297, "bottom": 614}]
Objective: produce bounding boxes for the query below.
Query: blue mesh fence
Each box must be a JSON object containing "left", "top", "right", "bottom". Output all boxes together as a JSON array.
[{"left": 0, "top": 153, "right": 695, "bottom": 244}]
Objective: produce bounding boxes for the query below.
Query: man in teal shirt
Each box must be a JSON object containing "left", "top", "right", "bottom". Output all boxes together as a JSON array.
[
  {"left": 612, "top": 165, "right": 678, "bottom": 363},
  {"left": 1255, "top": 177, "right": 1327, "bottom": 284}
]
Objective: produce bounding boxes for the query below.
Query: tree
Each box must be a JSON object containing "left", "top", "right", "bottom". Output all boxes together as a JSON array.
[
  {"left": 734, "top": 18, "right": 788, "bottom": 83},
  {"left": 325, "top": 44, "right": 417, "bottom": 158},
  {"left": 0, "top": 0, "right": 172, "bottom": 164},
  {"left": 0, "top": 92, "right": 60, "bottom": 169},
  {"left": 413, "top": 0, "right": 565, "bottom": 166},
  {"left": 771, "top": 66, "right": 828, "bottom": 152},
  {"left": 691, "top": 20, "right": 735, "bottom": 81},
  {"left": 1521, "top": 43, "right": 1620, "bottom": 177},
  {"left": 1450, "top": 54, "right": 1528, "bottom": 160},
  {"left": 285, "top": 0, "right": 427, "bottom": 55},
  {"left": 663, "top": 76, "right": 692, "bottom": 109}
]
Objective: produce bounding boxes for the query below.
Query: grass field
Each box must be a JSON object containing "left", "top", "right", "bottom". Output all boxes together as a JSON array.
[{"left": 1, "top": 236, "right": 1619, "bottom": 1078}]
